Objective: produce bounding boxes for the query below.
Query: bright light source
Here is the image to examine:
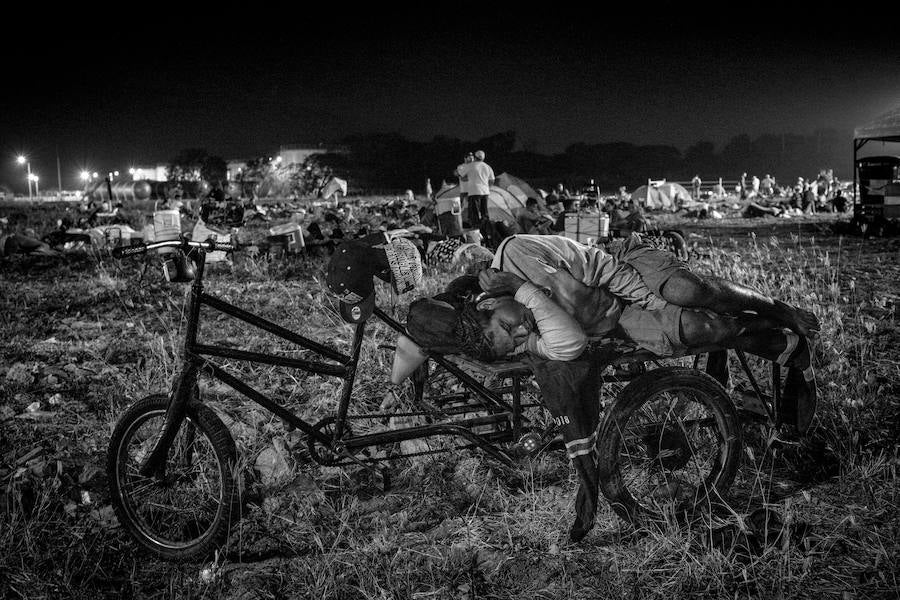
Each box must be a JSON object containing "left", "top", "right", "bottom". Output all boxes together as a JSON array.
[
  {"left": 80, "top": 171, "right": 91, "bottom": 181},
  {"left": 275, "top": 156, "right": 283, "bottom": 163},
  {"left": 16, "top": 155, "right": 26, "bottom": 165},
  {"left": 92, "top": 172, "right": 98, "bottom": 178},
  {"left": 114, "top": 170, "right": 119, "bottom": 176},
  {"left": 129, "top": 168, "right": 135, "bottom": 175}
]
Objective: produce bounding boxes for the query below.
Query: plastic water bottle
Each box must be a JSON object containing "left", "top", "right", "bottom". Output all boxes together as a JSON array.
[{"left": 599, "top": 213, "right": 610, "bottom": 240}]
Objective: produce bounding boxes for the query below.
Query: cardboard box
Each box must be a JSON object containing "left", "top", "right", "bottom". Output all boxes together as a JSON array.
[{"left": 267, "top": 223, "right": 304, "bottom": 254}]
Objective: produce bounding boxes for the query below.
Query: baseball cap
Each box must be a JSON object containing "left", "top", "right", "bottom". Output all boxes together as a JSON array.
[
  {"left": 474, "top": 150, "right": 485, "bottom": 160},
  {"left": 325, "top": 234, "right": 424, "bottom": 322},
  {"left": 325, "top": 241, "right": 379, "bottom": 322}
]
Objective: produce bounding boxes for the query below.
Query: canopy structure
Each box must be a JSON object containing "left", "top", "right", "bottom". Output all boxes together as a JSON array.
[
  {"left": 853, "top": 103, "right": 900, "bottom": 213},
  {"left": 854, "top": 104, "right": 900, "bottom": 143},
  {"left": 631, "top": 182, "right": 691, "bottom": 211},
  {"left": 434, "top": 184, "right": 527, "bottom": 224},
  {"left": 494, "top": 173, "right": 546, "bottom": 209}
]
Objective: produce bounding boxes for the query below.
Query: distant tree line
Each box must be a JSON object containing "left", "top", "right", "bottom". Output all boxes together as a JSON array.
[
  {"left": 335, "top": 129, "right": 853, "bottom": 195},
  {"left": 167, "top": 128, "right": 853, "bottom": 197}
]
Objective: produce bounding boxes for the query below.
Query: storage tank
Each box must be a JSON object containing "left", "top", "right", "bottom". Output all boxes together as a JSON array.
[{"left": 84, "top": 179, "right": 153, "bottom": 202}]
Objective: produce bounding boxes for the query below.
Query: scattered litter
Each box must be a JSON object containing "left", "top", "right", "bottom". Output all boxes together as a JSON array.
[
  {"left": 6, "top": 363, "right": 34, "bottom": 386},
  {"left": 78, "top": 464, "right": 103, "bottom": 485},
  {"left": 255, "top": 441, "right": 291, "bottom": 485},
  {"left": 89, "top": 505, "right": 119, "bottom": 529}
]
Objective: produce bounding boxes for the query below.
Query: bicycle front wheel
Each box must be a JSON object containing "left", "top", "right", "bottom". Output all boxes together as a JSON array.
[
  {"left": 106, "top": 394, "right": 242, "bottom": 561},
  {"left": 596, "top": 367, "right": 742, "bottom": 525}
]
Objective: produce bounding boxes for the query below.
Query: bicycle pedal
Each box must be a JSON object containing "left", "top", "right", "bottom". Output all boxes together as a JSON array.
[{"left": 516, "top": 432, "right": 543, "bottom": 455}]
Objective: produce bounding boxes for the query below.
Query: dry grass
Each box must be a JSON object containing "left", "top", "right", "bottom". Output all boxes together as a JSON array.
[{"left": 1, "top": 203, "right": 898, "bottom": 599}]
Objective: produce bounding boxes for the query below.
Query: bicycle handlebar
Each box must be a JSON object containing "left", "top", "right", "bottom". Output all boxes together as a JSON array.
[{"left": 112, "top": 238, "right": 236, "bottom": 258}]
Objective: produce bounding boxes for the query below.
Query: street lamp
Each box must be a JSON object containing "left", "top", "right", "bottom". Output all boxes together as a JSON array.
[
  {"left": 16, "top": 155, "right": 33, "bottom": 201},
  {"left": 29, "top": 174, "right": 40, "bottom": 199}
]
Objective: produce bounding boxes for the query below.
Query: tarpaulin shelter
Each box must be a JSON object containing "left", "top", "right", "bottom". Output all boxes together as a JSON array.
[
  {"left": 631, "top": 182, "right": 691, "bottom": 211},
  {"left": 494, "top": 173, "right": 546, "bottom": 210},
  {"left": 321, "top": 176, "right": 348, "bottom": 200},
  {"left": 853, "top": 103, "right": 900, "bottom": 225},
  {"left": 433, "top": 184, "right": 527, "bottom": 225}
]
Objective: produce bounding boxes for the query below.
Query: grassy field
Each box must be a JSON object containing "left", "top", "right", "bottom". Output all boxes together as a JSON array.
[{"left": 1, "top": 201, "right": 898, "bottom": 599}]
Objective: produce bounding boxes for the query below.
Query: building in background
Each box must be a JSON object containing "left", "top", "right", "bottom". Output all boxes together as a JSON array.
[
  {"left": 278, "top": 143, "right": 342, "bottom": 166},
  {"left": 131, "top": 165, "right": 168, "bottom": 181}
]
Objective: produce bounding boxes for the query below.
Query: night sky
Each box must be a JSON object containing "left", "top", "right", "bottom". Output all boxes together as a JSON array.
[{"left": 3, "top": 5, "right": 900, "bottom": 193}]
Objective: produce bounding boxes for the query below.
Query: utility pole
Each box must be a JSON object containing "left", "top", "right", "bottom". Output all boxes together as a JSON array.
[{"left": 56, "top": 148, "right": 63, "bottom": 200}]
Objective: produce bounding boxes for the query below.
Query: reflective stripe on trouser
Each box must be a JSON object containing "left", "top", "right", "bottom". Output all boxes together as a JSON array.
[{"left": 527, "top": 354, "right": 603, "bottom": 541}]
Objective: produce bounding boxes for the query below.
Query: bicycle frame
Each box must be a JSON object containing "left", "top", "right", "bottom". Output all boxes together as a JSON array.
[
  {"left": 131, "top": 239, "right": 785, "bottom": 480},
  {"left": 137, "top": 243, "right": 533, "bottom": 478}
]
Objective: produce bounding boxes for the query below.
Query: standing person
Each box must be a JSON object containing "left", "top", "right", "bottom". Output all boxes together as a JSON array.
[
  {"left": 691, "top": 175, "right": 702, "bottom": 200},
  {"left": 803, "top": 181, "right": 818, "bottom": 214},
  {"left": 456, "top": 152, "right": 474, "bottom": 226},
  {"left": 761, "top": 174, "right": 774, "bottom": 198},
  {"left": 465, "top": 150, "right": 495, "bottom": 227},
  {"left": 739, "top": 172, "right": 748, "bottom": 200}
]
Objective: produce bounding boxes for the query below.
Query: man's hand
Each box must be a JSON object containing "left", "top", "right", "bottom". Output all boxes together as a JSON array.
[{"left": 479, "top": 268, "right": 526, "bottom": 296}]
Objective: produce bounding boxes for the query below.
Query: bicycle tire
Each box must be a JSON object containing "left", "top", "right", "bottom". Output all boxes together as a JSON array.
[
  {"left": 596, "top": 367, "right": 742, "bottom": 525},
  {"left": 106, "top": 394, "right": 242, "bottom": 561}
]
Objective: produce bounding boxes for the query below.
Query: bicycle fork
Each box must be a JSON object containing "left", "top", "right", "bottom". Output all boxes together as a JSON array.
[
  {"left": 138, "top": 363, "right": 198, "bottom": 478},
  {"left": 140, "top": 252, "right": 205, "bottom": 479}
]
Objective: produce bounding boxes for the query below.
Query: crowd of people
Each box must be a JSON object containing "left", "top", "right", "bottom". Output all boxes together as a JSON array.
[
  {"left": 741, "top": 170, "right": 850, "bottom": 218},
  {"left": 0, "top": 159, "right": 859, "bottom": 263}
]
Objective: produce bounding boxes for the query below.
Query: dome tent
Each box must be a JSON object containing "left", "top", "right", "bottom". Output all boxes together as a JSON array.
[
  {"left": 494, "top": 172, "right": 546, "bottom": 209},
  {"left": 433, "top": 184, "right": 527, "bottom": 226},
  {"left": 631, "top": 181, "right": 692, "bottom": 211}
]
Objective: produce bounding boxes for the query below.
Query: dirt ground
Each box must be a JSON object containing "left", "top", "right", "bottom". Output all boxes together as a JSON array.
[{"left": 1, "top": 210, "right": 898, "bottom": 599}]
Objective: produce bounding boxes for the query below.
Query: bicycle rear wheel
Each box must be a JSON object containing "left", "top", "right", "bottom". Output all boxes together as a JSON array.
[
  {"left": 596, "top": 367, "right": 741, "bottom": 525},
  {"left": 107, "top": 394, "right": 242, "bottom": 560}
]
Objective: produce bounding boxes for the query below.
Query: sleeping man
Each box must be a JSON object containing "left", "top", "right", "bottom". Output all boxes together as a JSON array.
[{"left": 403, "top": 233, "right": 818, "bottom": 542}]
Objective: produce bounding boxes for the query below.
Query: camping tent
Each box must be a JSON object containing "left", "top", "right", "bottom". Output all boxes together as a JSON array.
[
  {"left": 433, "top": 184, "right": 528, "bottom": 225},
  {"left": 631, "top": 182, "right": 692, "bottom": 211},
  {"left": 320, "top": 176, "right": 348, "bottom": 200},
  {"left": 494, "top": 173, "right": 546, "bottom": 209}
]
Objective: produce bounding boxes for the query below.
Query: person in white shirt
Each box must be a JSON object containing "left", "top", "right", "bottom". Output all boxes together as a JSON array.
[{"left": 460, "top": 150, "right": 495, "bottom": 226}]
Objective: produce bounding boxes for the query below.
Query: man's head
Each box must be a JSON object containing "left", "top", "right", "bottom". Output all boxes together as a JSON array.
[
  {"left": 465, "top": 152, "right": 474, "bottom": 163},
  {"left": 473, "top": 295, "right": 532, "bottom": 359},
  {"left": 406, "top": 276, "right": 532, "bottom": 362},
  {"left": 474, "top": 150, "right": 485, "bottom": 161}
]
